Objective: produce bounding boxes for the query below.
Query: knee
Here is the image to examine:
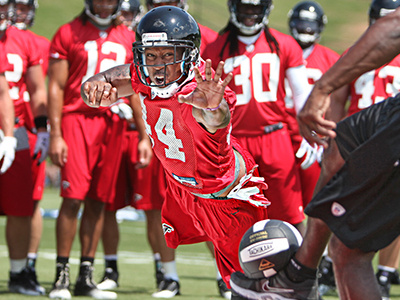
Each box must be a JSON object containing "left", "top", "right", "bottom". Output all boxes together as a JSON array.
[{"left": 328, "top": 235, "right": 349, "bottom": 268}]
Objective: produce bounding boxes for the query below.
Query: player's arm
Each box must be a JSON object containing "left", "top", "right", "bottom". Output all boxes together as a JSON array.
[
  {"left": 178, "top": 59, "right": 232, "bottom": 133},
  {"left": 129, "top": 93, "right": 152, "bottom": 169},
  {"left": 0, "top": 73, "right": 14, "bottom": 137},
  {"left": 298, "top": 7, "right": 400, "bottom": 147},
  {"left": 325, "top": 85, "right": 350, "bottom": 123},
  {"left": 81, "top": 64, "right": 134, "bottom": 108},
  {"left": 285, "top": 65, "right": 312, "bottom": 114},
  {"left": 0, "top": 73, "right": 17, "bottom": 174},
  {"left": 26, "top": 64, "right": 48, "bottom": 130},
  {"left": 48, "top": 59, "right": 68, "bottom": 167}
]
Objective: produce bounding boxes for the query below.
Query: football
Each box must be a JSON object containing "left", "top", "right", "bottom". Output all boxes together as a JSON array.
[{"left": 238, "top": 219, "right": 303, "bottom": 279}]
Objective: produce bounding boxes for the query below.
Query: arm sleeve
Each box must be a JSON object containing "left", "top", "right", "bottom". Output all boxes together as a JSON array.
[{"left": 286, "top": 65, "right": 312, "bottom": 114}]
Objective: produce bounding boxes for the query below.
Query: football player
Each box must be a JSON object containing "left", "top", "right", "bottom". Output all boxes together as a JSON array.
[
  {"left": 231, "top": 3, "right": 400, "bottom": 300},
  {"left": 47, "top": 0, "right": 141, "bottom": 299},
  {"left": 325, "top": 0, "right": 400, "bottom": 298},
  {"left": 96, "top": 0, "right": 154, "bottom": 293},
  {"left": 202, "top": 0, "right": 311, "bottom": 235},
  {"left": 286, "top": 3, "right": 340, "bottom": 296},
  {"left": 0, "top": 0, "right": 47, "bottom": 295},
  {"left": 12, "top": 0, "right": 50, "bottom": 294},
  {"left": 82, "top": 6, "right": 270, "bottom": 300}
]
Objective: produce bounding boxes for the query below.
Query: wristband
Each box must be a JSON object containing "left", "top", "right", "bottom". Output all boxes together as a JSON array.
[
  {"left": 34, "top": 116, "right": 48, "bottom": 129},
  {"left": 204, "top": 103, "right": 221, "bottom": 111}
]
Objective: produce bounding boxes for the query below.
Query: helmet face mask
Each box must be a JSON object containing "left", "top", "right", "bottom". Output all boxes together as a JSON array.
[
  {"left": 120, "top": 0, "right": 143, "bottom": 30},
  {"left": 288, "top": 1, "right": 326, "bottom": 49},
  {"left": 369, "top": 0, "right": 400, "bottom": 25},
  {"left": 85, "top": 0, "right": 123, "bottom": 26},
  {"left": 132, "top": 6, "right": 200, "bottom": 97},
  {"left": 13, "top": 0, "right": 37, "bottom": 30},
  {"left": 0, "top": 1, "right": 13, "bottom": 31},
  {"left": 228, "top": 0, "right": 273, "bottom": 35},
  {"left": 146, "top": 0, "right": 188, "bottom": 11}
]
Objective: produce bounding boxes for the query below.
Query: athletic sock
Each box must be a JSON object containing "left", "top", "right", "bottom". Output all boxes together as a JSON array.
[
  {"left": 285, "top": 256, "right": 317, "bottom": 283},
  {"left": 162, "top": 261, "right": 179, "bottom": 282}
]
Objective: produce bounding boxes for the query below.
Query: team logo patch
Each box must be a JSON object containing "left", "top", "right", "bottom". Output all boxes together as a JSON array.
[
  {"left": 162, "top": 223, "right": 174, "bottom": 235},
  {"left": 331, "top": 202, "right": 346, "bottom": 217}
]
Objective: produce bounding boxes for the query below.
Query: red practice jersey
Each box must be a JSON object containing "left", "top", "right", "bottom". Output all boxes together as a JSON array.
[
  {"left": 50, "top": 18, "right": 135, "bottom": 115},
  {"left": 347, "top": 54, "right": 400, "bottom": 116},
  {"left": 198, "top": 23, "right": 218, "bottom": 56},
  {"left": 1, "top": 26, "right": 42, "bottom": 129},
  {"left": 130, "top": 61, "right": 240, "bottom": 195},
  {"left": 203, "top": 29, "right": 304, "bottom": 137}
]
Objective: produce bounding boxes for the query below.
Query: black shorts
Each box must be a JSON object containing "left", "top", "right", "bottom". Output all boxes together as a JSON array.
[{"left": 305, "top": 95, "right": 400, "bottom": 252}]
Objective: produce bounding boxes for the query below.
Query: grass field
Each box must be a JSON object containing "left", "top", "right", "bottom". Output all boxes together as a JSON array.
[
  {"left": 3, "top": 0, "right": 398, "bottom": 299},
  {"left": 0, "top": 188, "right": 398, "bottom": 299}
]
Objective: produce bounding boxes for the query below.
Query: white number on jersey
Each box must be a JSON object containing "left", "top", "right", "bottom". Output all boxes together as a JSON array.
[
  {"left": 155, "top": 109, "right": 185, "bottom": 162},
  {"left": 81, "top": 41, "right": 127, "bottom": 84},
  {"left": 5, "top": 53, "right": 23, "bottom": 100},
  {"left": 224, "top": 53, "right": 280, "bottom": 106}
]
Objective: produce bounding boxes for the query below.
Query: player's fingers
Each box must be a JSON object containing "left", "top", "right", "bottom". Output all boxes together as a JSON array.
[
  {"left": 214, "top": 61, "right": 224, "bottom": 83},
  {"left": 194, "top": 67, "right": 203, "bottom": 83},
  {"left": 221, "top": 72, "right": 233, "bottom": 87},
  {"left": 205, "top": 59, "right": 212, "bottom": 81}
]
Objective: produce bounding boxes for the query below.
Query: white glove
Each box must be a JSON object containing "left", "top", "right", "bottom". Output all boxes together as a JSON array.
[
  {"left": 0, "top": 136, "right": 17, "bottom": 174},
  {"left": 33, "top": 131, "right": 50, "bottom": 164},
  {"left": 110, "top": 102, "right": 133, "bottom": 120},
  {"left": 295, "top": 138, "right": 323, "bottom": 170}
]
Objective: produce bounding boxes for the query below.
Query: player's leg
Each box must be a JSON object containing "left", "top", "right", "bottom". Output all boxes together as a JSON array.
[
  {"left": 97, "top": 210, "right": 120, "bottom": 290},
  {"left": 206, "top": 241, "right": 232, "bottom": 299},
  {"left": 329, "top": 234, "right": 380, "bottom": 300},
  {"left": 148, "top": 209, "right": 180, "bottom": 298},
  {"left": 376, "top": 236, "right": 400, "bottom": 299},
  {"left": 49, "top": 197, "right": 81, "bottom": 299}
]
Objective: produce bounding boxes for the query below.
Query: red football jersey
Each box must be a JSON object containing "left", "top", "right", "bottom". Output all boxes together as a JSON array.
[
  {"left": 130, "top": 61, "right": 239, "bottom": 195},
  {"left": 0, "top": 43, "right": 7, "bottom": 73},
  {"left": 198, "top": 23, "right": 218, "bottom": 56},
  {"left": 1, "top": 26, "right": 42, "bottom": 128},
  {"left": 50, "top": 17, "right": 135, "bottom": 115},
  {"left": 347, "top": 54, "right": 400, "bottom": 116},
  {"left": 203, "top": 29, "right": 304, "bottom": 136},
  {"left": 29, "top": 31, "right": 50, "bottom": 76},
  {"left": 285, "top": 44, "right": 340, "bottom": 148}
]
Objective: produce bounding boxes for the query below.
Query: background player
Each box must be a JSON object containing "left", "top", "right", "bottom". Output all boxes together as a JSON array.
[
  {"left": 203, "top": 0, "right": 311, "bottom": 235},
  {"left": 47, "top": 0, "right": 134, "bottom": 298}
]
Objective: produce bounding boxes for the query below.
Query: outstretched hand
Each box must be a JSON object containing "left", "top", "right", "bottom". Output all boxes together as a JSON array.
[
  {"left": 297, "top": 86, "right": 337, "bottom": 148},
  {"left": 177, "top": 59, "right": 233, "bottom": 110},
  {"left": 81, "top": 81, "right": 119, "bottom": 108}
]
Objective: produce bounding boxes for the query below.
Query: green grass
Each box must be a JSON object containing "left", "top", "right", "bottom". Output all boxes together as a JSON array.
[
  {"left": 31, "top": 0, "right": 371, "bottom": 54},
  {"left": 0, "top": 188, "right": 398, "bottom": 299}
]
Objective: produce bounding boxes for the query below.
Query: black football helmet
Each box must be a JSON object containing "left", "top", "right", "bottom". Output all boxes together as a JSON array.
[
  {"left": 228, "top": 0, "right": 273, "bottom": 35},
  {"left": 288, "top": 1, "right": 327, "bottom": 49},
  {"left": 120, "top": 0, "right": 143, "bottom": 30},
  {"left": 132, "top": 6, "right": 201, "bottom": 94},
  {"left": 146, "top": 0, "right": 188, "bottom": 11},
  {"left": 84, "top": 0, "right": 123, "bottom": 26},
  {"left": 12, "top": 0, "right": 38, "bottom": 29},
  {"left": 369, "top": 0, "right": 400, "bottom": 25}
]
